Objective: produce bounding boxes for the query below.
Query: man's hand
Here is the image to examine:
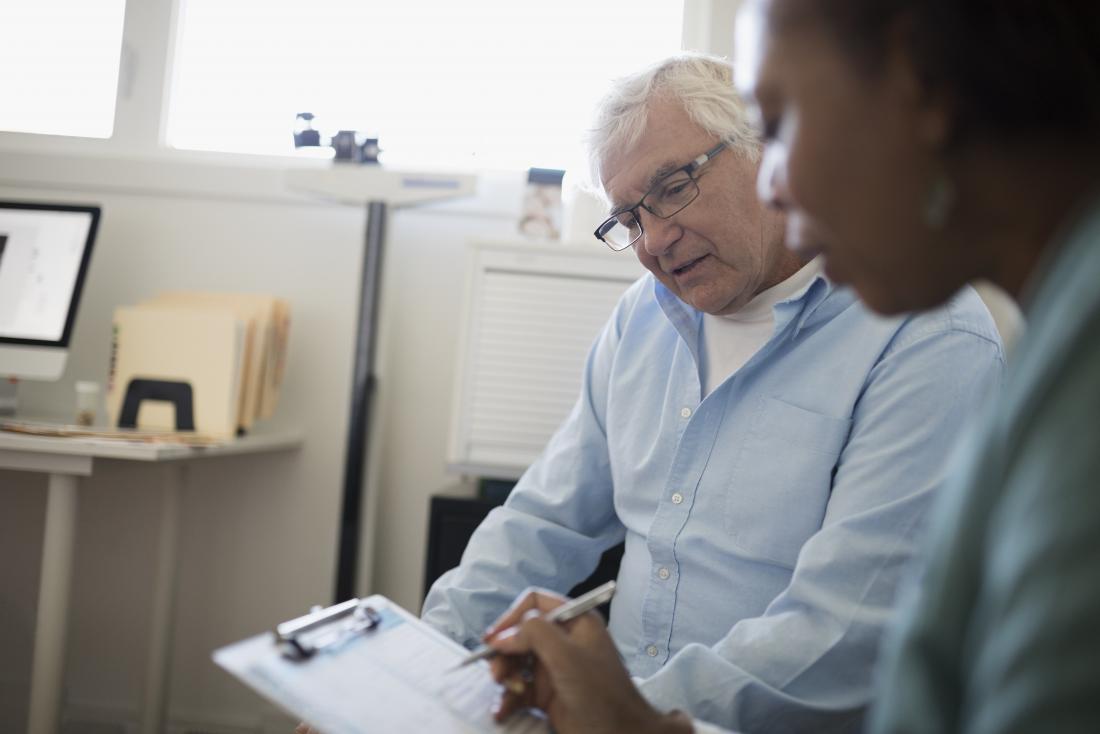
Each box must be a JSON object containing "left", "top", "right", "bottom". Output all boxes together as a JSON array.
[
  {"left": 484, "top": 590, "right": 693, "bottom": 734},
  {"left": 294, "top": 723, "right": 320, "bottom": 734}
]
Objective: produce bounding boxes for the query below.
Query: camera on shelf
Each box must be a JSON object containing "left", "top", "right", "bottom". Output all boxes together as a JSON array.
[{"left": 293, "top": 112, "right": 380, "bottom": 164}]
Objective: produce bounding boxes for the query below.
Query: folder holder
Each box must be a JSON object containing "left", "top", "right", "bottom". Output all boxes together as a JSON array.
[
  {"left": 274, "top": 598, "right": 382, "bottom": 661},
  {"left": 118, "top": 378, "right": 196, "bottom": 431}
]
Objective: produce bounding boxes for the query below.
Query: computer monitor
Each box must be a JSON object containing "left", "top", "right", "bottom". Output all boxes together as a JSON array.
[{"left": 0, "top": 201, "right": 100, "bottom": 381}]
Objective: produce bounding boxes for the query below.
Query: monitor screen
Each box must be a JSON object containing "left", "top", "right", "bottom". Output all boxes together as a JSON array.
[{"left": 0, "top": 201, "right": 99, "bottom": 346}]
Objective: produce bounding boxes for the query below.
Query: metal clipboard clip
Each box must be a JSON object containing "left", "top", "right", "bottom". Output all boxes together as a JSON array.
[{"left": 273, "top": 598, "right": 383, "bottom": 661}]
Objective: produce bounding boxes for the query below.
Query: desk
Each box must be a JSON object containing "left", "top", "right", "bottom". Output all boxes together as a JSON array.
[{"left": 0, "top": 430, "right": 302, "bottom": 734}]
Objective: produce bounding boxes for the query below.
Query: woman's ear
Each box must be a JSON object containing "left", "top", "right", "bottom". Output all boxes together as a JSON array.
[
  {"left": 914, "top": 82, "right": 955, "bottom": 152},
  {"left": 883, "top": 14, "right": 955, "bottom": 152}
]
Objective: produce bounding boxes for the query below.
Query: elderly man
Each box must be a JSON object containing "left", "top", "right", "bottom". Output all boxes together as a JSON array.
[{"left": 422, "top": 54, "right": 1004, "bottom": 732}]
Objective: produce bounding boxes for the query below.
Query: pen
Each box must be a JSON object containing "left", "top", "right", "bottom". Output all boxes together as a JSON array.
[{"left": 452, "top": 580, "right": 617, "bottom": 670}]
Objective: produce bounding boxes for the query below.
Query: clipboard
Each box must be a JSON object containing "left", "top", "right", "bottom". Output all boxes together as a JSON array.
[{"left": 213, "top": 595, "right": 549, "bottom": 734}]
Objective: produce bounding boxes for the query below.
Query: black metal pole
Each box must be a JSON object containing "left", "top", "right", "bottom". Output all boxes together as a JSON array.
[{"left": 334, "top": 200, "right": 387, "bottom": 602}]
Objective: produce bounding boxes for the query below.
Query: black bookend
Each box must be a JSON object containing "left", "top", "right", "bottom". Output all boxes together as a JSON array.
[{"left": 118, "top": 378, "right": 196, "bottom": 431}]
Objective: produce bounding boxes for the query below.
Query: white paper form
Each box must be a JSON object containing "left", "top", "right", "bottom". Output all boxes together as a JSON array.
[{"left": 214, "top": 596, "right": 548, "bottom": 734}]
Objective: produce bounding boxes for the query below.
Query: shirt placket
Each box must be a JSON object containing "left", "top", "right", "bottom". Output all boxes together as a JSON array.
[{"left": 636, "top": 376, "right": 718, "bottom": 674}]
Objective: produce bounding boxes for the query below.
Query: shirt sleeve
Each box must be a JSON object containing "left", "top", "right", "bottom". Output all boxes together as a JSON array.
[
  {"left": 637, "top": 320, "right": 1006, "bottom": 732},
  {"left": 962, "top": 389, "right": 1100, "bottom": 732},
  {"left": 421, "top": 298, "right": 629, "bottom": 648}
]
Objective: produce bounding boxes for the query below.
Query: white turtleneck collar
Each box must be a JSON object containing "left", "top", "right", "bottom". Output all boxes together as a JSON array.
[{"left": 700, "top": 257, "right": 823, "bottom": 395}]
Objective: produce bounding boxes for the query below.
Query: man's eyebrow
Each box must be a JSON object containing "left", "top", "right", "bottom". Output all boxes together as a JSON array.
[
  {"left": 645, "top": 161, "right": 684, "bottom": 191},
  {"left": 608, "top": 159, "right": 685, "bottom": 216}
]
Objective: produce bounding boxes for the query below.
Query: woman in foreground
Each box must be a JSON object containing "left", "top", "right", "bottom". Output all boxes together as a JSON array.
[{"left": 488, "top": 1, "right": 1100, "bottom": 732}]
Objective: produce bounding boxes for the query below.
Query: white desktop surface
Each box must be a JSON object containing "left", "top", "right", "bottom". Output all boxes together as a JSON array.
[
  {"left": 0, "top": 428, "right": 302, "bottom": 464},
  {"left": 0, "top": 429, "right": 303, "bottom": 734}
]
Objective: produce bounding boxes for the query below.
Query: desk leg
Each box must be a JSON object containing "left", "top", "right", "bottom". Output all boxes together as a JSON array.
[
  {"left": 140, "top": 465, "right": 185, "bottom": 734},
  {"left": 27, "top": 473, "right": 78, "bottom": 734}
]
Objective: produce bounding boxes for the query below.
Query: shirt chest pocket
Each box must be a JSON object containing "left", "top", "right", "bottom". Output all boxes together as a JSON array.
[{"left": 725, "top": 397, "right": 853, "bottom": 568}]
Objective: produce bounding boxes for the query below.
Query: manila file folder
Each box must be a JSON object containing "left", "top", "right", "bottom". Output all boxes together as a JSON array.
[
  {"left": 106, "top": 305, "right": 243, "bottom": 439},
  {"left": 144, "top": 291, "right": 281, "bottom": 430},
  {"left": 261, "top": 297, "right": 290, "bottom": 419}
]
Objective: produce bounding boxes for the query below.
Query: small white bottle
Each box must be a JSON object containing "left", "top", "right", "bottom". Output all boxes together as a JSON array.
[{"left": 75, "top": 381, "right": 101, "bottom": 426}]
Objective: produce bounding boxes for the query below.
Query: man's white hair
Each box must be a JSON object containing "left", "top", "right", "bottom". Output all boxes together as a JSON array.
[{"left": 586, "top": 53, "right": 761, "bottom": 197}]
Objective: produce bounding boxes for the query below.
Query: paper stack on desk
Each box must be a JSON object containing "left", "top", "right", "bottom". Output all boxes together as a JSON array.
[{"left": 105, "top": 292, "right": 290, "bottom": 438}]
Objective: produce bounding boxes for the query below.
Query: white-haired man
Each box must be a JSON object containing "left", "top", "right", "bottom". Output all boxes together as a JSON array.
[{"left": 422, "top": 55, "right": 1005, "bottom": 731}]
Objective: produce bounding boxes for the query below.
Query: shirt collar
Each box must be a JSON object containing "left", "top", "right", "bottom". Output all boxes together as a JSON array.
[
  {"left": 654, "top": 257, "right": 847, "bottom": 349},
  {"left": 779, "top": 272, "right": 855, "bottom": 337},
  {"left": 724, "top": 257, "right": 824, "bottom": 322},
  {"left": 654, "top": 278, "right": 704, "bottom": 366}
]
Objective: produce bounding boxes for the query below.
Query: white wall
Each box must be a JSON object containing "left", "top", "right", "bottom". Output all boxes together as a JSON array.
[
  {"left": 0, "top": 148, "right": 520, "bottom": 732},
  {"left": 0, "top": 0, "right": 746, "bottom": 729}
]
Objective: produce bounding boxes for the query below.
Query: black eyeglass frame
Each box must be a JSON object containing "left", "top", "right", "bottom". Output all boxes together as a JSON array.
[{"left": 593, "top": 141, "right": 729, "bottom": 251}]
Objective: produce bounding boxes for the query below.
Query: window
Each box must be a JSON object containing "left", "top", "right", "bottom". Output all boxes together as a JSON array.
[
  {"left": 0, "top": 0, "right": 127, "bottom": 138},
  {"left": 166, "top": 0, "right": 685, "bottom": 170}
]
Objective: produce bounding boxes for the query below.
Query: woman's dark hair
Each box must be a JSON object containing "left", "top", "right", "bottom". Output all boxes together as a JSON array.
[{"left": 814, "top": 1, "right": 1100, "bottom": 143}]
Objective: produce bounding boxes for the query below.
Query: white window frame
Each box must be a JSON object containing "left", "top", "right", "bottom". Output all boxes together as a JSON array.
[
  {"left": 0, "top": 0, "right": 742, "bottom": 209},
  {"left": 1, "top": 0, "right": 740, "bottom": 158}
]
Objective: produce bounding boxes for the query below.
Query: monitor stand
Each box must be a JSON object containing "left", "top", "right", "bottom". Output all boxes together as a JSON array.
[{"left": 0, "top": 380, "right": 17, "bottom": 416}]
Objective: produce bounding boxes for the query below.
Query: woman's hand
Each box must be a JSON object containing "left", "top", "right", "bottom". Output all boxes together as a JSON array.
[{"left": 484, "top": 589, "right": 693, "bottom": 734}]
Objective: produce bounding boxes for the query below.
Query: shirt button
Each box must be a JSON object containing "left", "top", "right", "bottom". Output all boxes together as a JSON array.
[
  {"left": 671, "top": 492, "right": 684, "bottom": 505},
  {"left": 680, "top": 407, "right": 692, "bottom": 418},
  {"left": 646, "top": 645, "right": 659, "bottom": 657},
  {"left": 657, "top": 567, "right": 671, "bottom": 580}
]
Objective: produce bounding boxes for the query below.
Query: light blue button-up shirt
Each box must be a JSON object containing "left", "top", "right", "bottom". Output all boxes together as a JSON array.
[{"left": 423, "top": 273, "right": 1004, "bottom": 732}]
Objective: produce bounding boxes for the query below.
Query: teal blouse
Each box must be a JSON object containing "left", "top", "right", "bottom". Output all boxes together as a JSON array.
[{"left": 871, "top": 193, "right": 1100, "bottom": 734}]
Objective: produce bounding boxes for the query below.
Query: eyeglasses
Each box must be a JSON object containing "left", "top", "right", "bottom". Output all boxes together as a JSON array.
[{"left": 594, "top": 142, "right": 728, "bottom": 251}]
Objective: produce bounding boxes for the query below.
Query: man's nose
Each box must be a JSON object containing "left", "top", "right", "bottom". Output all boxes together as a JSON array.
[
  {"left": 757, "top": 143, "right": 790, "bottom": 211},
  {"left": 638, "top": 209, "right": 681, "bottom": 257}
]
